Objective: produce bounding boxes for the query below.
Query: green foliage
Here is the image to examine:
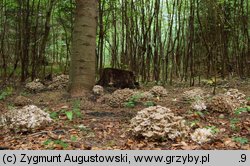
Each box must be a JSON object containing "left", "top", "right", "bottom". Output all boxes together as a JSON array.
[
  {"left": 49, "top": 102, "right": 82, "bottom": 121},
  {"left": 53, "top": 140, "right": 69, "bottom": 149},
  {"left": 230, "top": 118, "right": 239, "bottom": 124},
  {"left": 74, "top": 110, "right": 82, "bottom": 118},
  {"left": 194, "top": 111, "right": 205, "bottom": 118},
  {"left": 65, "top": 111, "right": 73, "bottom": 121},
  {"left": 72, "top": 100, "right": 82, "bottom": 118},
  {"left": 232, "top": 137, "right": 249, "bottom": 145},
  {"left": 144, "top": 101, "right": 156, "bottom": 107},
  {"left": 63, "top": 100, "right": 82, "bottom": 121},
  {"left": 70, "top": 135, "right": 78, "bottom": 142},
  {"left": 230, "top": 118, "right": 240, "bottom": 131},
  {"left": 124, "top": 93, "right": 142, "bottom": 108},
  {"left": 189, "top": 120, "right": 200, "bottom": 128},
  {"left": 234, "top": 107, "right": 250, "bottom": 115},
  {"left": 131, "top": 93, "right": 142, "bottom": 102},
  {"left": 1, "top": 0, "right": 250, "bottom": 85},
  {"left": 0, "top": 87, "right": 13, "bottom": 101},
  {"left": 205, "top": 126, "right": 219, "bottom": 134},
  {"left": 43, "top": 139, "right": 69, "bottom": 149},
  {"left": 50, "top": 112, "right": 59, "bottom": 119},
  {"left": 124, "top": 101, "right": 136, "bottom": 108},
  {"left": 45, "top": 65, "right": 63, "bottom": 75},
  {"left": 43, "top": 139, "right": 53, "bottom": 146}
]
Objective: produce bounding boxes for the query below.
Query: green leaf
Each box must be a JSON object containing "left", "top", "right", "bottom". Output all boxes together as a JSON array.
[
  {"left": 65, "top": 111, "right": 73, "bottom": 121},
  {"left": 50, "top": 112, "right": 59, "bottom": 119},
  {"left": 71, "top": 135, "right": 78, "bottom": 142},
  {"left": 230, "top": 118, "right": 239, "bottom": 124},
  {"left": 190, "top": 120, "right": 199, "bottom": 127},
  {"left": 124, "top": 101, "right": 136, "bottom": 108},
  {"left": 0, "top": 87, "right": 12, "bottom": 101},
  {"left": 235, "top": 107, "right": 248, "bottom": 115},
  {"left": 0, "top": 92, "right": 7, "bottom": 100},
  {"left": 43, "top": 139, "right": 53, "bottom": 146},
  {"left": 73, "top": 108, "right": 82, "bottom": 118},
  {"left": 144, "top": 101, "right": 156, "bottom": 107},
  {"left": 130, "top": 93, "right": 142, "bottom": 101},
  {"left": 205, "top": 126, "right": 219, "bottom": 134},
  {"left": 195, "top": 111, "right": 205, "bottom": 118},
  {"left": 54, "top": 140, "right": 68, "bottom": 149},
  {"left": 60, "top": 109, "right": 67, "bottom": 113},
  {"left": 233, "top": 137, "right": 248, "bottom": 145},
  {"left": 230, "top": 118, "right": 240, "bottom": 131}
]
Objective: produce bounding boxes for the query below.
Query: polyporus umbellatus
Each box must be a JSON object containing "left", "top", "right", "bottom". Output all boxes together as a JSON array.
[
  {"left": 225, "top": 89, "right": 247, "bottom": 105},
  {"left": 182, "top": 88, "right": 204, "bottom": 101},
  {"left": 108, "top": 89, "right": 135, "bottom": 107},
  {"left": 149, "top": 86, "right": 168, "bottom": 97},
  {"left": 0, "top": 105, "right": 52, "bottom": 132},
  {"left": 191, "top": 128, "right": 214, "bottom": 144},
  {"left": 207, "top": 94, "right": 240, "bottom": 113},
  {"left": 14, "top": 96, "right": 32, "bottom": 106},
  {"left": 25, "top": 80, "right": 45, "bottom": 92},
  {"left": 92, "top": 85, "right": 104, "bottom": 96},
  {"left": 47, "top": 74, "right": 69, "bottom": 90},
  {"left": 130, "top": 106, "right": 189, "bottom": 141},
  {"left": 191, "top": 100, "right": 207, "bottom": 111}
]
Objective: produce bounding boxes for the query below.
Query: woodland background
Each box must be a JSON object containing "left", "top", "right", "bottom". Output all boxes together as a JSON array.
[
  {"left": 0, "top": 0, "right": 249, "bottom": 85},
  {"left": 0, "top": 0, "right": 250, "bottom": 150}
]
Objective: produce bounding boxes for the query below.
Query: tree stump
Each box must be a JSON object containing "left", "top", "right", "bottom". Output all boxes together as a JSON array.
[{"left": 97, "top": 68, "right": 138, "bottom": 89}]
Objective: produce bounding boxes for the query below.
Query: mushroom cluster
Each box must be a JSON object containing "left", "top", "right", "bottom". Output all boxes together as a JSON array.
[
  {"left": 25, "top": 79, "right": 45, "bottom": 92},
  {"left": 207, "top": 94, "right": 240, "bottom": 113},
  {"left": 108, "top": 89, "right": 135, "bottom": 107},
  {"left": 225, "top": 89, "right": 247, "bottom": 105},
  {"left": 92, "top": 85, "right": 104, "bottom": 96},
  {"left": 191, "top": 128, "right": 214, "bottom": 144},
  {"left": 191, "top": 100, "right": 207, "bottom": 111},
  {"left": 47, "top": 74, "right": 69, "bottom": 90},
  {"left": 149, "top": 86, "right": 168, "bottom": 97},
  {"left": 182, "top": 88, "right": 204, "bottom": 101},
  {"left": 0, "top": 105, "right": 52, "bottom": 132},
  {"left": 14, "top": 96, "right": 32, "bottom": 106},
  {"left": 130, "top": 106, "right": 189, "bottom": 140}
]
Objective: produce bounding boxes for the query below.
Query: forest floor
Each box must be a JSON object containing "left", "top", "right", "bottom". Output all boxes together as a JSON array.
[{"left": 0, "top": 78, "right": 249, "bottom": 150}]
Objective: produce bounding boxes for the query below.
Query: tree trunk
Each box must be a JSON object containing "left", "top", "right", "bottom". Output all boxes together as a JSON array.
[{"left": 69, "top": 0, "right": 98, "bottom": 97}]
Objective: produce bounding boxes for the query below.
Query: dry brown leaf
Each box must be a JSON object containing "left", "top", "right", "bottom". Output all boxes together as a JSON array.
[
  {"left": 241, "top": 144, "right": 250, "bottom": 150},
  {"left": 91, "top": 147, "right": 103, "bottom": 150},
  {"left": 181, "top": 145, "right": 198, "bottom": 150},
  {"left": 223, "top": 138, "right": 237, "bottom": 147}
]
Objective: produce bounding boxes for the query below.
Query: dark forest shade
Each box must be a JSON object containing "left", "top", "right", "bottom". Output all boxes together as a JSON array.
[{"left": 97, "top": 68, "right": 138, "bottom": 89}]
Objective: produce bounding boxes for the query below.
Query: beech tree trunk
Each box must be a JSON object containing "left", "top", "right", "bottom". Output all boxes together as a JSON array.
[{"left": 69, "top": 0, "right": 98, "bottom": 97}]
